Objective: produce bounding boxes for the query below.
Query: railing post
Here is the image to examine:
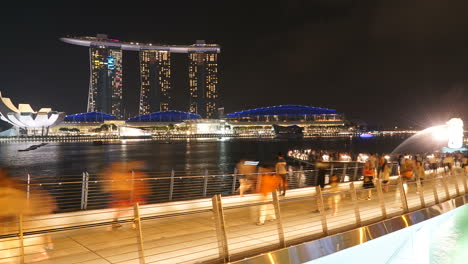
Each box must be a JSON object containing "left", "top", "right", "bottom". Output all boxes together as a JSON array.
[
  {"left": 416, "top": 177, "right": 426, "bottom": 208},
  {"left": 26, "top": 174, "right": 31, "bottom": 200},
  {"left": 315, "top": 186, "right": 328, "bottom": 235},
  {"left": 131, "top": 170, "right": 135, "bottom": 202},
  {"left": 169, "top": 169, "right": 175, "bottom": 201},
  {"left": 81, "top": 172, "right": 89, "bottom": 210},
  {"left": 432, "top": 174, "right": 440, "bottom": 204},
  {"left": 349, "top": 182, "right": 362, "bottom": 227},
  {"left": 375, "top": 180, "right": 387, "bottom": 219},
  {"left": 133, "top": 203, "right": 146, "bottom": 264},
  {"left": 452, "top": 172, "right": 460, "bottom": 197},
  {"left": 342, "top": 164, "right": 347, "bottom": 181},
  {"left": 231, "top": 168, "right": 237, "bottom": 195},
  {"left": 18, "top": 214, "right": 25, "bottom": 264},
  {"left": 353, "top": 162, "right": 359, "bottom": 181},
  {"left": 211, "top": 194, "right": 230, "bottom": 263},
  {"left": 441, "top": 174, "right": 450, "bottom": 200},
  {"left": 330, "top": 164, "right": 334, "bottom": 178},
  {"left": 398, "top": 178, "right": 409, "bottom": 213},
  {"left": 461, "top": 169, "right": 468, "bottom": 194},
  {"left": 203, "top": 169, "right": 208, "bottom": 197},
  {"left": 272, "top": 190, "right": 285, "bottom": 248}
]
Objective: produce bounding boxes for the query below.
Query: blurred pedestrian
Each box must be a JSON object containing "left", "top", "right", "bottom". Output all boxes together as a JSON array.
[
  {"left": 0, "top": 168, "right": 56, "bottom": 262},
  {"left": 327, "top": 175, "right": 341, "bottom": 216},
  {"left": 236, "top": 160, "right": 257, "bottom": 196},
  {"left": 414, "top": 161, "right": 425, "bottom": 185},
  {"left": 363, "top": 160, "right": 375, "bottom": 200},
  {"left": 275, "top": 155, "right": 288, "bottom": 196},
  {"left": 256, "top": 167, "right": 281, "bottom": 225},
  {"left": 379, "top": 162, "right": 391, "bottom": 192},
  {"left": 104, "top": 161, "right": 149, "bottom": 229}
]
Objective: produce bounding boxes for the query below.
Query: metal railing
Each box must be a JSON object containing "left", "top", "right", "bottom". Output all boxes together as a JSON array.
[
  {"left": 1, "top": 167, "right": 466, "bottom": 264},
  {"left": 17, "top": 164, "right": 364, "bottom": 213}
]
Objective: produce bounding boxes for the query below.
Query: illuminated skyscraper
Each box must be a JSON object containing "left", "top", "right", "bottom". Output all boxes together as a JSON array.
[
  {"left": 88, "top": 45, "right": 123, "bottom": 118},
  {"left": 188, "top": 41, "right": 219, "bottom": 118},
  {"left": 139, "top": 50, "right": 171, "bottom": 115},
  {"left": 61, "top": 36, "right": 220, "bottom": 119}
]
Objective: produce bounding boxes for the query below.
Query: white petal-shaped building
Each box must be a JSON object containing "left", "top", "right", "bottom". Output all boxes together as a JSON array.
[{"left": 0, "top": 91, "right": 65, "bottom": 135}]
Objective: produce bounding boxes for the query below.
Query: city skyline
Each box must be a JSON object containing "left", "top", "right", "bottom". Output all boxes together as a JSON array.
[{"left": 0, "top": 3, "right": 467, "bottom": 127}]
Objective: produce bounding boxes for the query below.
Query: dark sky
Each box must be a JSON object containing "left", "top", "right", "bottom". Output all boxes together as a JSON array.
[{"left": 0, "top": 1, "right": 467, "bottom": 128}]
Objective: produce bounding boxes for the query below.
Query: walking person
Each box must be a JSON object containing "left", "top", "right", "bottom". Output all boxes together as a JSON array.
[
  {"left": 256, "top": 168, "right": 281, "bottom": 225},
  {"left": 362, "top": 160, "right": 375, "bottom": 200},
  {"left": 327, "top": 175, "right": 341, "bottom": 216},
  {"left": 400, "top": 158, "right": 414, "bottom": 194},
  {"left": 379, "top": 162, "right": 391, "bottom": 192},
  {"left": 236, "top": 160, "right": 257, "bottom": 196},
  {"left": 275, "top": 155, "right": 288, "bottom": 196},
  {"left": 414, "top": 161, "right": 425, "bottom": 185}
]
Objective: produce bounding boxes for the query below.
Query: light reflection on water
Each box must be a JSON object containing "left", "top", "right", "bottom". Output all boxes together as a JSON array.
[{"left": 0, "top": 137, "right": 406, "bottom": 181}]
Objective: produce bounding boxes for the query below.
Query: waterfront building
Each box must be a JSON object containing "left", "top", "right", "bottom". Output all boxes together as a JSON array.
[
  {"left": 0, "top": 91, "right": 65, "bottom": 135},
  {"left": 51, "top": 112, "right": 120, "bottom": 134},
  {"left": 139, "top": 50, "right": 171, "bottom": 115},
  {"left": 188, "top": 40, "right": 219, "bottom": 118},
  {"left": 61, "top": 35, "right": 221, "bottom": 119},
  {"left": 226, "top": 105, "right": 350, "bottom": 135}
]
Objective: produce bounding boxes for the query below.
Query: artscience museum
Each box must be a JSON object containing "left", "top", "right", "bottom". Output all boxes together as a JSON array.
[{"left": 0, "top": 92, "right": 65, "bottom": 136}]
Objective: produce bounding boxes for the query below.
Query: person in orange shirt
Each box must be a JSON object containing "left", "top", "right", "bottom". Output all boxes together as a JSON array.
[{"left": 257, "top": 167, "right": 282, "bottom": 225}]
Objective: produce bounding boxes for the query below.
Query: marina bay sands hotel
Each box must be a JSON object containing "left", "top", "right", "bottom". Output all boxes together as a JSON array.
[{"left": 61, "top": 34, "right": 220, "bottom": 119}]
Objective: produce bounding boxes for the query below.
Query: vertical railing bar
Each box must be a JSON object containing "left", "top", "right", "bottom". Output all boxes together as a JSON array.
[
  {"left": 131, "top": 170, "right": 135, "bottom": 202},
  {"left": 169, "top": 169, "right": 174, "bottom": 201},
  {"left": 353, "top": 163, "right": 359, "bottom": 181},
  {"left": 272, "top": 190, "right": 285, "bottom": 248},
  {"left": 453, "top": 172, "right": 460, "bottom": 197},
  {"left": 432, "top": 173, "right": 440, "bottom": 204},
  {"left": 81, "top": 172, "right": 86, "bottom": 210},
  {"left": 203, "top": 169, "right": 208, "bottom": 197},
  {"left": 133, "top": 203, "right": 146, "bottom": 264},
  {"left": 342, "top": 164, "right": 347, "bottom": 181},
  {"left": 398, "top": 178, "right": 409, "bottom": 213},
  {"left": 416, "top": 177, "right": 425, "bottom": 208},
  {"left": 461, "top": 169, "right": 468, "bottom": 194},
  {"left": 315, "top": 186, "right": 328, "bottom": 236},
  {"left": 26, "top": 174, "right": 31, "bottom": 200},
  {"left": 349, "top": 182, "right": 362, "bottom": 227},
  {"left": 375, "top": 180, "right": 387, "bottom": 219},
  {"left": 85, "top": 172, "right": 89, "bottom": 210},
  {"left": 441, "top": 173, "right": 450, "bottom": 201},
  {"left": 211, "top": 194, "right": 230, "bottom": 263},
  {"left": 231, "top": 168, "right": 237, "bottom": 195}
]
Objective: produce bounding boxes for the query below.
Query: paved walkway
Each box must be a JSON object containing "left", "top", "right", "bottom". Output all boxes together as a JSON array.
[{"left": 1, "top": 169, "right": 466, "bottom": 264}]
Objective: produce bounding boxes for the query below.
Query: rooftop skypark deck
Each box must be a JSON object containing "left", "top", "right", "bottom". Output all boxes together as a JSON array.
[{"left": 61, "top": 36, "right": 221, "bottom": 53}]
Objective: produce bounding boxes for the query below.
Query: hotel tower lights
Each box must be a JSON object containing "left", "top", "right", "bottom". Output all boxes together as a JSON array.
[
  {"left": 88, "top": 45, "right": 123, "bottom": 119},
  {"left": 188, "top": 40, "right": 219, "bottom": 118},
  {"left": 61, "top": 35, "right": 220, "bottom": 118},
  {"left": 139, "top": 50, "right": 171, "bottom": 115}
]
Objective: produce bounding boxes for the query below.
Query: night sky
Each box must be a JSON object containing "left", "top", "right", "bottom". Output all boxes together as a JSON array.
[{"left": 0, "top": 1, "right": 467, "bottom": 128}]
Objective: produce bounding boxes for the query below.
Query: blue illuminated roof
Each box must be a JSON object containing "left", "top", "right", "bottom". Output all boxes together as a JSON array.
[
  {"left": 64, "top": 112, "right": 116, "bottom": 122},
  {"left": 226, "top": 105, "right": 337, "bottom": 117},
  {"left": 127, "top": 111, "right": 201, "bottom": 122}
]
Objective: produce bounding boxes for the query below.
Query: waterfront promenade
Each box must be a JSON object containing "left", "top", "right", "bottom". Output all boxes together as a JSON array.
[{"left": 1, "top": 168, "right": 467, "bottom": 264}]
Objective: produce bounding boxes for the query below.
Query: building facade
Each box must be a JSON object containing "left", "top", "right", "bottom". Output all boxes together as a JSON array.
[
  {"left": 139, "top": 50, "right": 171, "bottom": 115},
  {"left": 88, "top": 45, "right": 123, "bottom": 119},
  {"left": 188, "top": 46, "right": 219, "bottom": 118}
]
